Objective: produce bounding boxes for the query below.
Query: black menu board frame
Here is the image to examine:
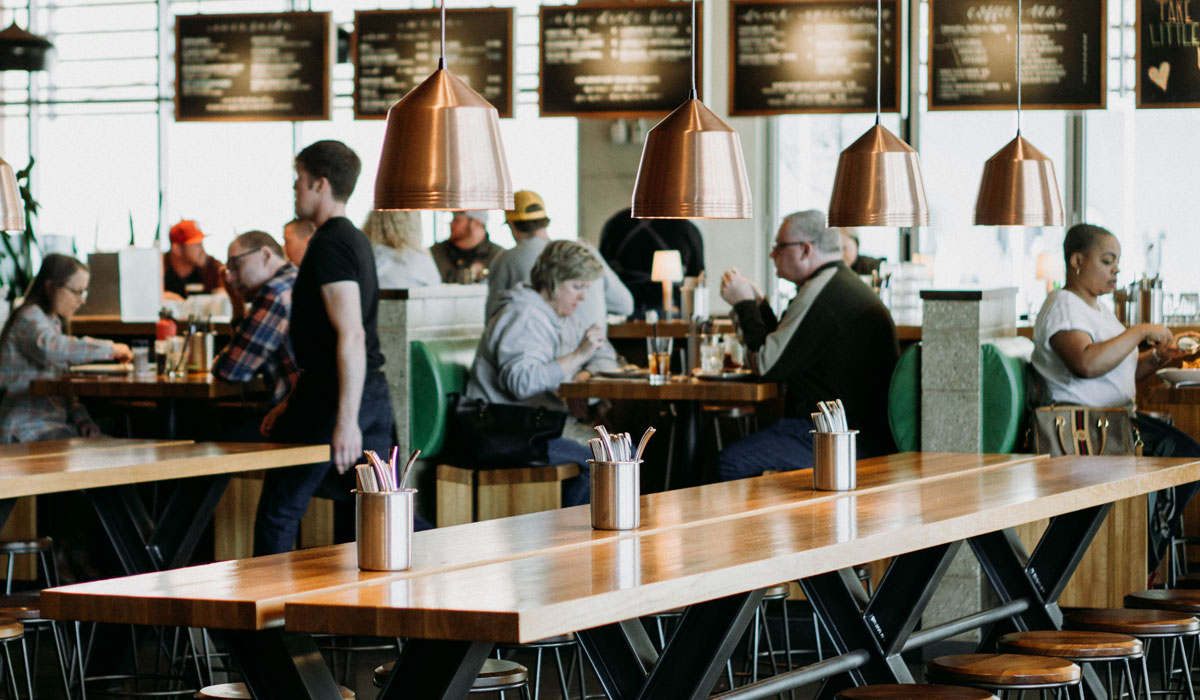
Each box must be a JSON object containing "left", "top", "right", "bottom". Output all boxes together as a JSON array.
[
  {"left": 353, "top": 8, "right": 514, "bottom": 120},
  {"left": 539, "top": 1, "right": 702, "bottom": 119},
  {"left": 729, "top": 0, "right": 901, "bottom": 116},
  {"left": 928, "top": 0, "right": 1106, "bottom": 111},
  {"left": 174, "top": 12, "right": 332, "bottom": 122},
  {"left": 1137, "top": 0, "right": 1200, "bottom": 108}
]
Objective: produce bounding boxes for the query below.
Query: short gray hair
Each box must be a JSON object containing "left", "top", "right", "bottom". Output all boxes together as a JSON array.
[
  {"left": 530, "top": 240, "right": 603, "bottom": 294},
  {"left": 781, "top": 210, "right": 842, "bottom": 254}
]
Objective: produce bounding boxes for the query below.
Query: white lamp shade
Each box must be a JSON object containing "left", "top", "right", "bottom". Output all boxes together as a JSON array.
[{"left": 651, "top": 250, "right": 684, "bottom": 282}]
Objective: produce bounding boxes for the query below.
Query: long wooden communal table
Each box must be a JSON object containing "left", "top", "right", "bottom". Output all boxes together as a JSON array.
[
  {"left": 0, "top": 441, "right": 328, "bottom": 574},
  {"left": 42, "top": 452, "right": 1041, "bottom": 696},
  {"left": 278, "top": 455, "right": 1200, "bottom": 700}
]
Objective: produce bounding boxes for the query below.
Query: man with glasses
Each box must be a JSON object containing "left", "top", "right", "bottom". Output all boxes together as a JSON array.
[
  {"left": 716, "top": 209, "right": 899, "bottom": 480},
  {"left": 213, "top": 230, "right": 298, "bottom": 411}
]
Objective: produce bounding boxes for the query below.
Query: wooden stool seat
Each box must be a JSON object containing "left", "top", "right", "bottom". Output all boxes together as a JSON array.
[
  {"left": 763, "top": 583, "right": 790, "bottom": 599},
  {"left": 196, "top": 682, "right": 354, "bottom": 699},
  {"left": 1172, "top": 572, "right": 1200, "bottom": 589},
  {"left": 0, "top": 618, "right": 23, "bottom": 641},
  {"left": 927, "top": 654, "right": 1080, "bottom": 686},
  {"left": 437, "top": 463, "right": 580, "bottom": 526},
  {"left": 701, "top": 404, "right": 756, "bottom": 416},
  {"left": 997, "top": 630, "right": 1142, "bottom": 659},
  {"left": 836, "top": 684, "right": 999, "bottom": 700},
  {"left": 1125, "top": 589, "right": 1200, "bottom": 614},
  {"left": 1064, "top": 607, "right": 1200, "bottom": 636},
  {"left": 0, "top": 538, "right": 53, "bottom": 554},
  {"left": 375, "top": 658, "right": 529, "bottom": 691}
]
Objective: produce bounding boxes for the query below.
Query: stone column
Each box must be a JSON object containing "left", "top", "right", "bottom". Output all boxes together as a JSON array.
[{"left": 918, "top": 288, "right": 1017, "bottom": 643}]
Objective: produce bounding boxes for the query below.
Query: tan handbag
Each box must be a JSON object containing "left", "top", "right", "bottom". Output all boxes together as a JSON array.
[{"left": 1032, "top": 405, "right": 1142, "bottom": 456}]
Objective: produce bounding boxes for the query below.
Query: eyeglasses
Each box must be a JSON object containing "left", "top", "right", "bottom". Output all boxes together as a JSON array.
[
  {"left": 62, "top": 285, "right": 88, "bottom": 301},
  {"left": 227, "top": 246, "right": 264, "bottom": 272},
  {"left": 771, "top": 240, "right": 807, "bottom": 255}
]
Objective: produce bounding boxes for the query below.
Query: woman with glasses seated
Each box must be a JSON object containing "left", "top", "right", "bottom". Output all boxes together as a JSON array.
[{"left": 0, "top": 254, "right": 132, "bottom": 442}]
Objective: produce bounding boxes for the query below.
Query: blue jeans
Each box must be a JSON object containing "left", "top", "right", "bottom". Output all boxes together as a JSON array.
[
  {"left": 254, "top": 373, "right": 399, "bottom": 555},
  {"left": 548, "top": 437, "right": 592, "bottom": 506},
  {"left": 717, "top": 417, "right": 818, "bottom": 481}
]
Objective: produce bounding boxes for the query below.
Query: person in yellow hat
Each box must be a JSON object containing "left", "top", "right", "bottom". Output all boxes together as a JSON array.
[{"left": 486, "top": 190, "right": 632, "bottom": 326}]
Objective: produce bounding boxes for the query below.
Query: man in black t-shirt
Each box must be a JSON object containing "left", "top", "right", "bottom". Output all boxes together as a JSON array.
[{"left": 254, "top": 140, "right": 394, "bottom": 555}]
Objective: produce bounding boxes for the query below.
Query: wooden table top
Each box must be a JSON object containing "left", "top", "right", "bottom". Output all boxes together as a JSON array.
[
  {"left": 1145, "top": 384, "right": 1200, "bottom": 405},
  {"left": 282, "top": 455, "right": 1200, "bottom": 643},
  {"left": 606, "top": 320, "right": 735, "bottom": 339},
  {"left": 559, "top": 376, "right": 778, "bottom": 402},
  {"left": 0, "top": 438, "right": 193, "bottom": 461},
  {"left": 0, "top": 442, "right": 328, "bottom": 499},
  {"left": 41, "top": 451, "right": 1041, "bottom": 631},
  {"left": 69, "top": 316, "right": 233, "bottom": 338},
  {"left": 30, "top": 373, "right": 263, "bottom": 400}
]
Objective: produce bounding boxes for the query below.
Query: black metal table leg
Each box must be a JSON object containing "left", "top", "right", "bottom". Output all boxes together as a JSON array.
[
  {"left": 634, "top": 589, "right": 765, "bottom": 700},
  {"left": 802, "top": 545, "right": 961, "bottom": 698},
  {"left": 577, "top": 619, "right": 659, "bottom": 700},
  {"left": 377, "top": 638, "right": 493, "bottom": 700},
  {"left": 219, "top": 629, "right": 344, "bottom": 700}
]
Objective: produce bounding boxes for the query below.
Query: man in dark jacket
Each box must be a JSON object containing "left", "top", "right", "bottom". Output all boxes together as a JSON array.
[{"left": 717, "top": 210, "right": 898, "bottom": 480}]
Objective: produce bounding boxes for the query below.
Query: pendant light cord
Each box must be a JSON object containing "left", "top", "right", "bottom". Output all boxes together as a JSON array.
[
  {"left": 689, "top": 0, "right": 698, "bottom": 100},
  {"left": 874, "top": 0, "right": 881, "bottom": 126},
  {"left": 438, "top": 0, "right": 446, "bottom": 70},
  {"left": 1016, "top": 0, "right": 1022, "bottom": 134}
]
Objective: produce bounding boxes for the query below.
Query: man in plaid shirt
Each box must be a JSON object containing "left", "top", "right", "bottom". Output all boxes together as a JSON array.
[{"left": 213, "top": 230, "right": 299, "bottom": 410}]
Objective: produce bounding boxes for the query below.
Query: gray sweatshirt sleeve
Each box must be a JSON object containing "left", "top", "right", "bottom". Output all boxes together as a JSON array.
[{"left": 493, "top": 311, "right": 566, "bottom": 400}]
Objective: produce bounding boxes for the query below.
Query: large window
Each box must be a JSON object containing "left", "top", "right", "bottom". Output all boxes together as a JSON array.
[{"left": 3, "top": 0, "right": 578, "bottom": 263}]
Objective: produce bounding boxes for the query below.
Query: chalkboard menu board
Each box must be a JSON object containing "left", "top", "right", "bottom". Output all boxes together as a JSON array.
[
  {"left": 175, "top": 12, "right": 331, "bottom": 122},
  {"left": 540, "top": 2, "right": 700, "bottom": 118},
  {"left": 730, "top": 0, "right": 899, "bottom": 115},
  {"left": 1137, "top": 0, "right": 1200, "bottom": 107},
  {"left": 354, "top": 9, "right": 514, "bottom": 119},
  {"left": 929, "top": 0, "right": 1105, "bottom": 110}
]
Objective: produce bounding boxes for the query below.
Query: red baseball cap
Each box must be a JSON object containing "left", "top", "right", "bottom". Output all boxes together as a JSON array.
[{"left": 169, "top": 220, "right": 205, "bottom": 245}]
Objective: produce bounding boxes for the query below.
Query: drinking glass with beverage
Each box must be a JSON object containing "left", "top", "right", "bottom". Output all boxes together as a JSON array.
[{"left": 646, "top": 337, "right": 673, "bottom": 385}]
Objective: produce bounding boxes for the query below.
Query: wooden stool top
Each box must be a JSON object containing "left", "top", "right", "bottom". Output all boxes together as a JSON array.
[
  {"left": 196, "top": 683, "right": 353, "bottom": 699},
  {"left": 763, "top": 583, "right": 790, "bottom": 599},
  {"left": 0, "top": 537, "right": 53, "bottom": 554},
  {"left": 1065, "top": 607, "right": 1200, "bottom": 636},
  {"left": 0, "top": 594, "right": 42, "bottom": 622},
  {"left": 997, "top": 630, "right": 1142, "bottom": 659},
  {"left": 375, "top": 658, "right": 528, "bottom": 690},
  {"left": 1172, "top": 572, "right": 1200, "bottom": 589},
  {"left": 0, "top": 618, "right": 21, "bottom": 641},
  {"left": 837, "top": 684, "right": 999, "bottom": 700},
  {"left": 1125, "top": 589, "right": 1200, "bottom": 615},
  {"left": 927, "top": 654, "right": 1080, "bottom": 686}
]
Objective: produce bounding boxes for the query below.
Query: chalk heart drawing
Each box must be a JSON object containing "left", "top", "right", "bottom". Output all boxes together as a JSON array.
[{"left": 1149, "top": 61, "right": 1171, "bottom": 91}]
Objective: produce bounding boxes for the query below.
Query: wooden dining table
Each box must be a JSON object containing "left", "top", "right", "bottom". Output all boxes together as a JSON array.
[
  {"left": 0, "top": 439, "right": 328, "bottom": 575},
  {"left": 559, "top": 375, "right": 779, "bottom": 488},
  {"left": 30, "top": 372, "right": 266, "bottom": 438},
  {"left": 48, "top": 449, "right": 1178, "bottom": 700}
]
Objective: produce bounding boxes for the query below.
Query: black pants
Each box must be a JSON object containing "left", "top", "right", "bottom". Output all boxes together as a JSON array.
[
  {"left": 254, "top": 373, "right": 395, "bottom": 556},
  {"left": 1135, "top": 411, "right": 1200, "bottom": 571}
]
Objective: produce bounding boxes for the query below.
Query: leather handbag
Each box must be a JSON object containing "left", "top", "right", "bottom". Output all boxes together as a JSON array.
[
  {"left": 1031, "top": 405, "right": 1142, "bottom": 457},
  {"left": 445, "top": 394, "right": 568, "bottom": 469}
]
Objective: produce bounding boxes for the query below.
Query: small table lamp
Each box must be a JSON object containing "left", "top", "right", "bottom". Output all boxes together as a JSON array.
[
  {"left": 651, "top": 250, "right": 683, "bottom": 318},
  {"left": 1035, "top": 251, "right": 1062, "bottom": 293}
]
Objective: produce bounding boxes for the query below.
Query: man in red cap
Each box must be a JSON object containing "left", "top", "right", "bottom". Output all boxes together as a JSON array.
[{"left": 164, "top": 219, "right": 223, "bottom": 299}]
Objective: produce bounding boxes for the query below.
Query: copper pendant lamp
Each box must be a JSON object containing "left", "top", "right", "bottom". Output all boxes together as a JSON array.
[
  {"left": 974, "top": 0, "right": 1062, "bottom": 226},
  {"left": 827, "top": 0, "right": 928, "bottom": 228},
  {"left": 373, "top": 0, "right": 512, "bottom": 211},
  {"left": 630, "top": 0, "right": 751, "bottom": 219},
  {"left": 0, "top": 156, "right": 24, "bottom": 232}
]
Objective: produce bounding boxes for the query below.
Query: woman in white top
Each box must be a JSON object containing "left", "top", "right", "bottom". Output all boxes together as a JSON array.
[
  {"left": 362, "top": 210, "right": 441, "bottom": 289},
  {"left": 1033, "top": 223, "right": 1200, "bottom": 573}
]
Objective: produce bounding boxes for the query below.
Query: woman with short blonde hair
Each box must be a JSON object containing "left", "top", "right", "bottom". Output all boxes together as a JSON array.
[{"left": 362, "top": 210, "right": 440, "bottom": 289}]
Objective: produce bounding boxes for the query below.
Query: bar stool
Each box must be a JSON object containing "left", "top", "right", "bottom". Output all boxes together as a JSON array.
[
  {"left": 0, "top": 617, "right": 31, "bottom": 700},
  {"left": 742, "top": 584, "right": 794, "bottom": 686},
  {"left": 374, "top": 658, "right": 532, "bottom": 698},
  {"left": 925, "top": 654, "right": 1082, "bottom": 699},
  {"left": 496, "top": 633, "right": 594, "bottom": 700},
  {"left": 195, "top": 682, "right": 354, "bottom": 698},
  {"left": 0, "top": 593, "right": 77, "bottom": 700},
  {"left": 703, "top": 404, "right": 758, "bottom": 452},
  {"left": 836, "top": 684, "right": 999, "bottom": 700},
  {"left": 1065, "top": 608, "right": 1200, "bottom": 700},
  {"left": 1124, "top": 591, "right": 1200, "bottom": 699},
  {"left": 0, "top": 537, "right": 56, "bottom": 594},
  {"left": 996, "top": 630, "right": 1148, "bottom": 700}
]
